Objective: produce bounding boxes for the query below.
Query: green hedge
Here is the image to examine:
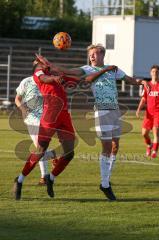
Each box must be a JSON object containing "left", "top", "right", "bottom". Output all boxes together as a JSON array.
[{"left": 1, "top": 17, "right": 92, "bottom": 42}]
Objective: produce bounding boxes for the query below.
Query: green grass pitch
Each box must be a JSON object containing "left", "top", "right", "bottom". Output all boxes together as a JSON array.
[{"left": 0, "top": 111, "right": 159, "bottom": 240}]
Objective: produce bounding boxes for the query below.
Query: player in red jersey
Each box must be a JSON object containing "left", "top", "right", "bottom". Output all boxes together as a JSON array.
[
  {"left": 13, "top": 57, "right": 117, "bottom": 200},
  {"left": 136, "top": 65, "right": 159, "bottom": 158},
  {"left": 13, "top": 61, "right": 72, "bottom": 200}
]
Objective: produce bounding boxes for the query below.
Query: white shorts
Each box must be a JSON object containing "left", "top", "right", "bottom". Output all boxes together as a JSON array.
[
  {"left": 26, "top": 120, "right": 40, "bottom": 148},
  {"left": 95, "top": 109, "right": 121, "bottom": 140}
]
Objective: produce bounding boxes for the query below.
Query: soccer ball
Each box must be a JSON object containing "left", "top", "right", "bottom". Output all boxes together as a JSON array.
[{"left": 53, "top": 32, "right": 72, "bottom": 50}]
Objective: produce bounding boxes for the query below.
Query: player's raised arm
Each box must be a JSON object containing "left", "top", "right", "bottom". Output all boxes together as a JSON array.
[
  {"left": 124, "top": 75, "right": 148, "bottom": 85},
  {"left": 38, "top": 73, "right": 63, "bottom": 84},
  {"left": 85, "top": 65, "right": 118, "bottom": 83},
  {"left": 51, "top": 65, "right": 84, "bottom": 76},
  {"left": 33, "top": 60, "right": 64, "bottom": 85},
  {"left": 35, "top": 54, "right": 84, "bottom": 76},
  {"left": 35, "top": 53, "right": 50, "bottom": 67},
  {"left": 60, "top": 66, "right": 118, "bottom": 84}
]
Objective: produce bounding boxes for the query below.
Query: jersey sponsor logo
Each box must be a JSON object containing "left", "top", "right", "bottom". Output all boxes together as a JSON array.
[{"left": 149, "top": 91, "right": 159, "bottom": 96}]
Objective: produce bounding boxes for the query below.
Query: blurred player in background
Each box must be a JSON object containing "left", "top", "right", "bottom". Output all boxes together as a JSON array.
[
  {"left": 136, "top": 65, "right": 159, "bottom": 158},
  {"left": 15, "top": 76, "right": 56, "bottom": 185},
  {"left": 37, "top": 44, "right": 147, "bottom": 201},
  {"left": 13, "top": 57, "right": 116, "bottom": 200}
]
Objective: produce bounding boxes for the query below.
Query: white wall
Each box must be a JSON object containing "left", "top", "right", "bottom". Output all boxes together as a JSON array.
[
  {"left": 134, "top": 18, "right": 159, "bottom": 78},
  {"left": 92, "top": 16, "right": 135, "bottom": 76}
]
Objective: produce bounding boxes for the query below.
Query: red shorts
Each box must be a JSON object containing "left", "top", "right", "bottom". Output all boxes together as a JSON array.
[
  {"left": 142, "top": 114, "right": 159, "bottom": 130},
  {"left": 38, "top": 110, "right": 75, "bottom": 145}
]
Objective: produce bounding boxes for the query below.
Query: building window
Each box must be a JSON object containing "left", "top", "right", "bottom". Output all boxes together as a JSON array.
[{"left": 106, "top": 34, "right": 115, "bottom": 50}]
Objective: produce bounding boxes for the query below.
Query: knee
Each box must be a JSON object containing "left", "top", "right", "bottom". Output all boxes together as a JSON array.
[
  {"left": 103, "top": 149, "right": 112, "bottom": 157},
  {"left": 38, "top": 140, "right": 49, "bottom": 152},
  {"left": 64, "top": 151, "right": 74, "bottom": 161},
  {"left": 142, "top": 132, "right": 148, "bottom": 138},
  {"left": 102, "top": 143, "right": 112, "bottom": 156},
  {"left": 112, "top": 142, "right": 119, "bottom": 155}
]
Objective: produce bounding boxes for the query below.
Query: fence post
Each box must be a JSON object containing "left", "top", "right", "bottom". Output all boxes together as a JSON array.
[
  {"left": 139, "top": 85, "right": 143, "bottom": 97},
  {"left": 121, "top": 80, "right": 125, "bottom": 92},
  {"left": 130, "top": 85, "right": 134, "bottom": 97},
  {"left": 6, "top": 55, "right": 11, "bottom": 101},
  {"left": 38, "top": 47, "right": 42, "bottom": 55}
]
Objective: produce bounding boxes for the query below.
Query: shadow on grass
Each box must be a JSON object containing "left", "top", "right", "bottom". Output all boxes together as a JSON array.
[
  {"left": 0, "top": 217, "right": 125, "bottom": 240},
  {"left": 1, "top": 186, "right": 159, "bottom": 203},
  {"left": 2, "top": 195, "right": 159, "bottom": 203},
  {"left": 117, "top": 198, "right": 159, "bottom": 202},
  {"left": 0, "top": 212, "right": 159, "bottom": 240},
  {"left": 146, "top": 180, "right": 159, "bottom": 184},
  {"left": 18, "top": 196, "right": 159, "bottom": 203}
]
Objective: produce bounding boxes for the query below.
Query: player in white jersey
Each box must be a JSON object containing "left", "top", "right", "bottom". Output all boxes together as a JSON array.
[
  {"left": 35, "top": 45, "right": 146, "bottom": 200},
  {"left": 15, "top": 76, "right": 55, "bottom": 185},
  {"left": 79, "top": 44, "right": 146, "bottom": 200}
]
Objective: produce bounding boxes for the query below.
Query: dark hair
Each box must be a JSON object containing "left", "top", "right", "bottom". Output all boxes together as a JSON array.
[{"left": 151, "top": 65, "right": 159, "bottom": 71}]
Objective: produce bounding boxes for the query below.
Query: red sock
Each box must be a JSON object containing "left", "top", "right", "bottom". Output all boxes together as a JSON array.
[
  {"left": 144, "top": 137, "right": 151, "bottom": 146},
  {"left": 22, "top": 153, "right": 42, "bottom": 176},
  {"left": 152, "top": 143, "right": 159, "bottom": 152},
  {"left": 52, "top": 157, "right": 70, "bottom": 176}
]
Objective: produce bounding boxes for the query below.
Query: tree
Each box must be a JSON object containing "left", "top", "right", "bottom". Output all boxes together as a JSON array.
[
  {"left": 0, "top": 0, "right": 91, "bottom": 41},
  {"left": 125, "top": 0, "right": 159, "bottom": 16},
  {"left": 0, "top": 0, "right": 27, "bottom": 37},
  {"left": 26, "top": 0, "right": 78, "bottom": 18},
  {"left": 135, "top": 0, "right": 149, "bottom": 16},
  {"left": 95, "top": 0, "right": 159, "bottom": 17}
]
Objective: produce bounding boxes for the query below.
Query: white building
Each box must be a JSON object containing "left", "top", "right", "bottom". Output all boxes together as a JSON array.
[{"left": 92, "top": 15, "right": 159, "bottom": 78}]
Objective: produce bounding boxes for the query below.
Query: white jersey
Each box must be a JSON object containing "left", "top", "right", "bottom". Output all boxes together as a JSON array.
[
  {"left": 81, "top": 65, "right": 126, "bottom": 110},
  {"left": 16, "top": 76, "right": 43, "bottom": 125}
]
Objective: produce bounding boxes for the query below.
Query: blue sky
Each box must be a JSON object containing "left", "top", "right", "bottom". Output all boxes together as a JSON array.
[{"left": 75, "top": 0, "right": 92, "bottom": 12}]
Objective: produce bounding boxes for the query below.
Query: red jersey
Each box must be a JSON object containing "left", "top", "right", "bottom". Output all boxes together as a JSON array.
[
  {"left": 33, "top": 68, "right": 68, "bottom": 110},
  {"left": 142, "top": 81, "right": 159, "bottom": 116}
]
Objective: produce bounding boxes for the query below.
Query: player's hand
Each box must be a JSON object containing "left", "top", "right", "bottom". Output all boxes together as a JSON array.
[
  {"left": 141, "top": 80, "right": 151, "bottom": 92},
  {"left": 136, "top": 79, "right": 148, "bottom": 88},
  {"left": 35, "top": 54, "right": 62, "bottom": 75},
  {"left": 35, "top": 54, "right": 50, "bottom": 67},
  {"left": 141, "top": 80, "right": 147, "bottom": 86},
  {"left": 107, "top": 65, "right": 118, "bottom": 72},
  {"left": 136, "top": 109, "right": 140, "bottom": 118},
  {"left": 21, "top": 107, "right": 29, "bottom": 120}
]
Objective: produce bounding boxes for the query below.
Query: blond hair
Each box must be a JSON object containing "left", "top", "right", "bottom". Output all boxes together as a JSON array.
[{"left": 87, "top": 44, "right": 106, "bottom": 55}]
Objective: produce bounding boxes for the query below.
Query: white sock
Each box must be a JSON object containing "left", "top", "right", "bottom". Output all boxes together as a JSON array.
[
  {"left": 110, "top": 154, "right": 116, "bottom": 173},
  {"left": 18, "top": 174, "right": 25, "bottom": 183},
  {"left": 99, "top": 154, "right": 113, "bottom": 188},
  {"left": 50, "top": 172, "right": 55, "bottom": 181},
  {"left": 38, "top": 150, "right": 56, "bottom": 178},
  {"left": 38, "top": 159, "right": 48, "bottom": 178}
]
